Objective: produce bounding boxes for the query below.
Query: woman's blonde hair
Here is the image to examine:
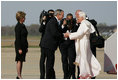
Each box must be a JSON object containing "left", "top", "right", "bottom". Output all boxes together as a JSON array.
[{"left": 16, "top": 11, "right": 26, "bottom": 21}]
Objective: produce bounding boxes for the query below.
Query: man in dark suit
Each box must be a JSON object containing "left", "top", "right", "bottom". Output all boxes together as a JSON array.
[
  {"left": 40, "top": 9, "right": 64, "bottom": 79},
  {"left": 59, "top": 13, "right": 78, "bottom": 79},
  {"left": 39, "top": 9, "right": 54, "bottom": 37},
  {"left": 39, "top": 9, "right": 54, "bottom": 79}
]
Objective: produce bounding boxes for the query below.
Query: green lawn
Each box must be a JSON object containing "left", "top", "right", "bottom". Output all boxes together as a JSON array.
[{"left": 1, "top": 36, "right": 41, "bottom": 48}]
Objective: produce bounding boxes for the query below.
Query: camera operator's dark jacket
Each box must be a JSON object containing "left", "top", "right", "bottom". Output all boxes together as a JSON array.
[
  {"left": 39, "top": 17, "right": 52, "bottom": 47},
  {"left": 40, "top": 17, "right": 65, "bottom": 50},
  {"left": 39, "top": 17, "right": 51, "bottom": 37}
]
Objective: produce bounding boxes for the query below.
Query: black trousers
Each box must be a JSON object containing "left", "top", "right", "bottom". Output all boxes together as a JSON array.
[
  {"left": 59, "top": 42, "right": 76, "bottom": 79},
  {"left": 90, "top": 42, "right": 96, "bottom": 57},
  {"left": 90, "top": 44, "right": 96, "bottom": 79},
  {"left": 40, "top": 47, "right": 56, "bottom": 79},
  {"left": 40, "top": 47, "right": 46, "bottom": 79},
  {"left": 77, "top": 66, "right": 80, "bottom": 78}
]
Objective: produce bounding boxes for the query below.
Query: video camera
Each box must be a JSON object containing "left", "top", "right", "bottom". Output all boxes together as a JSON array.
[
  {"left": 39, "top": 10, "right": 54, "bottom": 24},
  {"left": 39, "top": 10, "right": 49, "bottom": 24}
]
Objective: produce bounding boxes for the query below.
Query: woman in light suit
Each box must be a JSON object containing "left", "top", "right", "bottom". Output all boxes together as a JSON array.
[{"left": 64, "top": 11, "right": 101, "bottom": 79}]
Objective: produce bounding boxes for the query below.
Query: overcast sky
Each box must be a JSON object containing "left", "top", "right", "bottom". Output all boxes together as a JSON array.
[{"left": 1, "top": 1, "right": 117, "bottom": 26}]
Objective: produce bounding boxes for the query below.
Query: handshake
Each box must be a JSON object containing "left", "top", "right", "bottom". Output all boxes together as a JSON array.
[{"left": 64, "top": 32, "right": 70, "bottom": 38}]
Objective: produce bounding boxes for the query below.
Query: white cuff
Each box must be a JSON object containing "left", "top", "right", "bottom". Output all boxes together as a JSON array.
[
  {"left": 43, "top": 22, "right": 46, "bottom": 25},
  {"left": 62, "top": 25, "right": 64, "bottom": 29}
]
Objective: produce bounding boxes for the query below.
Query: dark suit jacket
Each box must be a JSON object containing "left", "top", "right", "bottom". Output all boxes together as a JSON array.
[
  {"left": 15, "top": 22, "right": 28, "bottom": 50},
  {"left": 59, "top": 18, "right": 80, "bottom": 46},
  {"left": 39, "top": 17, "right": 52, "bottom": 37},
  {"left": 39, "top": 17, "right": 52, "bottom": 46},
  {"left": 40, "top": 17, "right": 64, "bottom": 50},
  {"left": 39, "top": 22, "right": 46, "bottom": 37}
]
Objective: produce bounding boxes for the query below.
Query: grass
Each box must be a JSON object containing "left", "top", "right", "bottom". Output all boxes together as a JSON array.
[
  {"left": 1, "top": 36, "right": 41, "bottom": 40},
  {"left": 1, "top": 46, "right": 40, "bottom": 48},
  {"left": 1, "top": 36, "right": 41, "bottom": 48},
  {"left": 1, "top": 35, "right": 108, "bottom": 48}
]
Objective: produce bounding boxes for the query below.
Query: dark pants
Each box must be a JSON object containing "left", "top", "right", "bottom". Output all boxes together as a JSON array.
[
  {"left": 77, "top": 66, "right": 80, "bottom": 78},
  {"left": 40, "top": 47, "right": 56, "bottom": 79},
  {"left": 90, "top": 45, "right": 96, "bottom": 57},
  {"left": 59, "top": 42, "right": 76, "bottom": 79},
  {"left": 90, "top": 45, "right": 96, "bottom": 79},
  {"left": 40, "top": 47, "right": 46, "bottom": 79},
  {"left": 90, "top": 33, "right": 97, "bottom": 57}
]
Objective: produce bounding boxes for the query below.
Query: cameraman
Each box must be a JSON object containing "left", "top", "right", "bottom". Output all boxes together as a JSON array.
[
  {"left": 59, "top": 13, "right": 77, "bottom": 79},
  {"left": 39, "top": 9, "right": 54, "bottom": 79},
  {"left": 39, "top": 9, "right": 54, "bottom": 37}
]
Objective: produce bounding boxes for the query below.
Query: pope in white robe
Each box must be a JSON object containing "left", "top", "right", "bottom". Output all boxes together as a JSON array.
[{"left": 64, "top": 11, "right": 101, "bottom": 79}]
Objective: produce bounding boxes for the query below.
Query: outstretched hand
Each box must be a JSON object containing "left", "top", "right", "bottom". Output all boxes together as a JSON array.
[{"left": 64, "top": 33, "right": 70, "bottom": 38}]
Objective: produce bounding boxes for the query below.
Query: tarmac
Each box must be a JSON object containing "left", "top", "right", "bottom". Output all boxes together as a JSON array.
[{"left": 1, "top": 48, "right": 117, "bottom": 79}]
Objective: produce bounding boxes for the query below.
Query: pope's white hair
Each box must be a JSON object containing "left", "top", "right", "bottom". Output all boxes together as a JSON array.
[{"left": 78, "top": 11, "right": 86, "bottom": 19}]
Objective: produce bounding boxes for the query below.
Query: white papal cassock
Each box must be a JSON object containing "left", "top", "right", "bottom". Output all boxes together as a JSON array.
[{"left": 69, "top": 20, "right": 101, "bottom": 78}]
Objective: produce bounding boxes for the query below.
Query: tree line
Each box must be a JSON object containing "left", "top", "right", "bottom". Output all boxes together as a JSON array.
[
  {"left": 1, "top": 23, "right": 117, "bottom": 36},
  {"left": 1, "top": 24, "right": 41, "bottom": 36}
]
